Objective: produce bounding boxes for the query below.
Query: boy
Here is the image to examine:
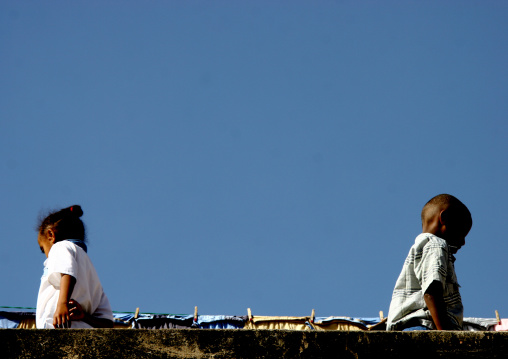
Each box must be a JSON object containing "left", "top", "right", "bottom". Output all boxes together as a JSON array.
[{"left": 386, "top": 194, "right": 472, "bottom": 331}]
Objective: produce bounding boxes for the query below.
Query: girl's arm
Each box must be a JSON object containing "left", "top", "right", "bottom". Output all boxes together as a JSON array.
[
  {"left": 68, "top": 300, "right": 114, "bottom": 328},
  {"left": 53, "top": 274, "right": 76, "bottom": 328}
]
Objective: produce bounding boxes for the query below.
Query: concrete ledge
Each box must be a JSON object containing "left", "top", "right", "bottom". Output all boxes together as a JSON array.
[{"left": 2, "top": 329, "right": 508, "bottom": 358}]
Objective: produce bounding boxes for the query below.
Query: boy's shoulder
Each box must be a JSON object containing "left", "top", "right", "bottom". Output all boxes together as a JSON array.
[{"left": 413, "top": 233, "right": 448, "bottom": 251}]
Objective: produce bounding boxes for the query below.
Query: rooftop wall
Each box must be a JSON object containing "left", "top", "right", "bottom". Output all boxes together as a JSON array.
[{"left": 2, "top": 329, "right": 508, "bottom": 358}]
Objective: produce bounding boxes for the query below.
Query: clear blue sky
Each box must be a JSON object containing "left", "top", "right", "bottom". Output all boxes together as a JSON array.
[{"left": 1, "top": 1, "right": 507, "bottom": 319}]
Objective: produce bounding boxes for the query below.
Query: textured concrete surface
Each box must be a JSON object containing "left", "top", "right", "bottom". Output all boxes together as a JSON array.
[{"left": 2, "top": 329, "right": 508, "bottom": 358}]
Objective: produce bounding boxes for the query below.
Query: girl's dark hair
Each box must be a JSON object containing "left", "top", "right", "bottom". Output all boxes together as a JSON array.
[{"left": 38, "top": 205, "right": 86, "bottom": 242}]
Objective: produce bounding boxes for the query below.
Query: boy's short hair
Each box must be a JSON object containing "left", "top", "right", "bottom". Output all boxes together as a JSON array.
[{"left": 421, "top": 194, "right": 472, "bottom": 226}]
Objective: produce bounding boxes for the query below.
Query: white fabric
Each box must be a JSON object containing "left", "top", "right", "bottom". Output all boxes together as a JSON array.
[{"left": 36, "top": 240, "right": 113, "bottom": 328}]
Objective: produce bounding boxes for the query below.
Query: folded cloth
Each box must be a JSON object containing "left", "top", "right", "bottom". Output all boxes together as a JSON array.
[
  {"left": 113, "top": 313, "right": 136, "bottom": 323},
  {"left": 493, "top": 319, "right": 508, "bottom": 331},
  {"left": 463, "top": 317, "right": 499, "bottom": 331}
]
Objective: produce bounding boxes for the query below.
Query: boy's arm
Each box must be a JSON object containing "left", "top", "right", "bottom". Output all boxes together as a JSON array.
[
  {"left": 424, "top": 281, "right": 449, "bottom": 330},
  {"left": 68, "top": 299, "right": 114, "bottom": 328},
  {"left": 53, "top": 274, "right": 76, "bottom": 328}
]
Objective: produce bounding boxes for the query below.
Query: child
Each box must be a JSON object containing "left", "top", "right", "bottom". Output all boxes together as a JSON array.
[
  {"left": 36, "top": 205, "right": 113, "bottom": 328},
  {"left": 386, "top": 194, "right": 472, "bottom": 331}
]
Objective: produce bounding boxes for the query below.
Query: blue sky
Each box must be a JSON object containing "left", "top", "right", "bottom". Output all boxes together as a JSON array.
[{"left": 1, "top": 1, "right": 507, "bottom": 319}]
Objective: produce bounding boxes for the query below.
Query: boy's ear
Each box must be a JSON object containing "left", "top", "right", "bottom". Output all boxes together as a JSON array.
[
  {"left": 440, "top": 207, "right": 460, "bottom": 226},
  {"left": 438, "top": 209, "right": 447, "bottom": 225}
]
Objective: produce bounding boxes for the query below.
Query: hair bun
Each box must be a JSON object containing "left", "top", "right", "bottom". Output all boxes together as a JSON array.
[{"left": 68, "top": 205, "right": 83, "bottom": 217}]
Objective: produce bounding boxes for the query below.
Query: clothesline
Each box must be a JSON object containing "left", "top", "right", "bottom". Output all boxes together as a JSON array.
[
  {"left": 0, "top": 305, "right": 185, "bottom": 316},
  {"left": 0, "top": 305, "right": 385, "bottom": 319},
  {"left": 1, "top": 305, "right": 505, "bottom": 331}
]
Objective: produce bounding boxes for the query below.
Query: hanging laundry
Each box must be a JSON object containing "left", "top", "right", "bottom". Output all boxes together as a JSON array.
[
  {"left": 0, "top": 312, "right": 20, "bottom": 329},
  {"left": 311, "top": 317, "right": 377, "bottom": 331},
  {"left": 18, "top": 317, "right": 36, "bottom": 329},
  {"left": 133, "top": 314, "right": 194, "bottom": 329},
  {"left": 0, "top": 311, "right": 36, "bottom": 329},
  {"left": 243, "top": 316, "right": 312, "bottom": 330},
  {"left": 0, "top": 307, "right": 501, "bottom": 332},
  {"left": 194, "top": 315, "right": 247, "bottom": 329}
]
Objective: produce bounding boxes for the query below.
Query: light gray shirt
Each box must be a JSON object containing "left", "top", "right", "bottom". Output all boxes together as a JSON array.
[{"left": 387, "top": 233, "right": 463, "bottom": 330}]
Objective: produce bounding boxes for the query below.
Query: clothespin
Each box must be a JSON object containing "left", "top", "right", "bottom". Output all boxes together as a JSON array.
[
  {"left": 495, "top": 310, "right": 501, "bottom": 325},
  {"left": 134, "top": 307, "right": 140, "bottom": 320},
  {"left": 194, "top": 306, "right": 198, "bottom": 323},
  {"left": 310, "top": 309, "right": 315, "bottom": 324},
  {"left": 247, "top": 308, "right": 253, "bottom": 322},
  {"left": 379, "top": 311, "right": 384, "bottom": 321}
]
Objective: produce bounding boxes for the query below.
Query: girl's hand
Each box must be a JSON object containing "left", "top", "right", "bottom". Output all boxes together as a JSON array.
[
  {"left": 53, "top": 274, "right": 76, "bottom": 328},
  {"left": 53, "top": 301, "right": 71, "bottom": 328},
  {"left": 68, "top": 299, "right": 113, "bottom": 328},
  {"left": 68, "top": 299, "right": 85, "bottom": 321}
]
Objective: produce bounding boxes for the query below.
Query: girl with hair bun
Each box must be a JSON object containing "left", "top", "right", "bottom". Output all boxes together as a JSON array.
[{"left": 36, "top": 205, "right": 113, "bottom": 328}]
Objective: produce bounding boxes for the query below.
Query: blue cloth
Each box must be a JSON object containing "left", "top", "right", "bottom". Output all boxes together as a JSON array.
[
  {"left": 402, "top": 326, "right": 430, "bottom": 331},
  {"left": 0, "top": 316, "right": 19, "bottom": 328},
  {"left": 355, "top": 317, "right": 382, "bottom": 326},
  {"left": 0, "top": 311, "right": 34, "bottom": 329},
  {"left": 65, "top": 239, "right": 87, "bottom": 252}
]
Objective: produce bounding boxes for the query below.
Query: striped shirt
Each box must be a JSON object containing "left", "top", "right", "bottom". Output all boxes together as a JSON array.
[{"left": 386, "top": 233, "right": 463, "bottom": 331}]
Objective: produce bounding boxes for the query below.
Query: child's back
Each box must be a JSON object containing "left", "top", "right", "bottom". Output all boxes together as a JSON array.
[
  {"left": 36, "top": 205, "right": 113, "bottom": 329},
  {"left": 386, "top": 194, "right": 472, "bottom": 331},
  {"left": 36, "top": 239, "right": 112, "bottom": 328}
]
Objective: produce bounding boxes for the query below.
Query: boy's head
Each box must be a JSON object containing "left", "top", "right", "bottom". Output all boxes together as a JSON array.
[{"left": 421, "top": 194, "right": 472, "bottom": 252}]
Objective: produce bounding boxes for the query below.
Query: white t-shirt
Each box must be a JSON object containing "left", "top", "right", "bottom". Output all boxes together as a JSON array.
[{"left": 36, "top": 240, "right": 113, "bottom": 328}]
